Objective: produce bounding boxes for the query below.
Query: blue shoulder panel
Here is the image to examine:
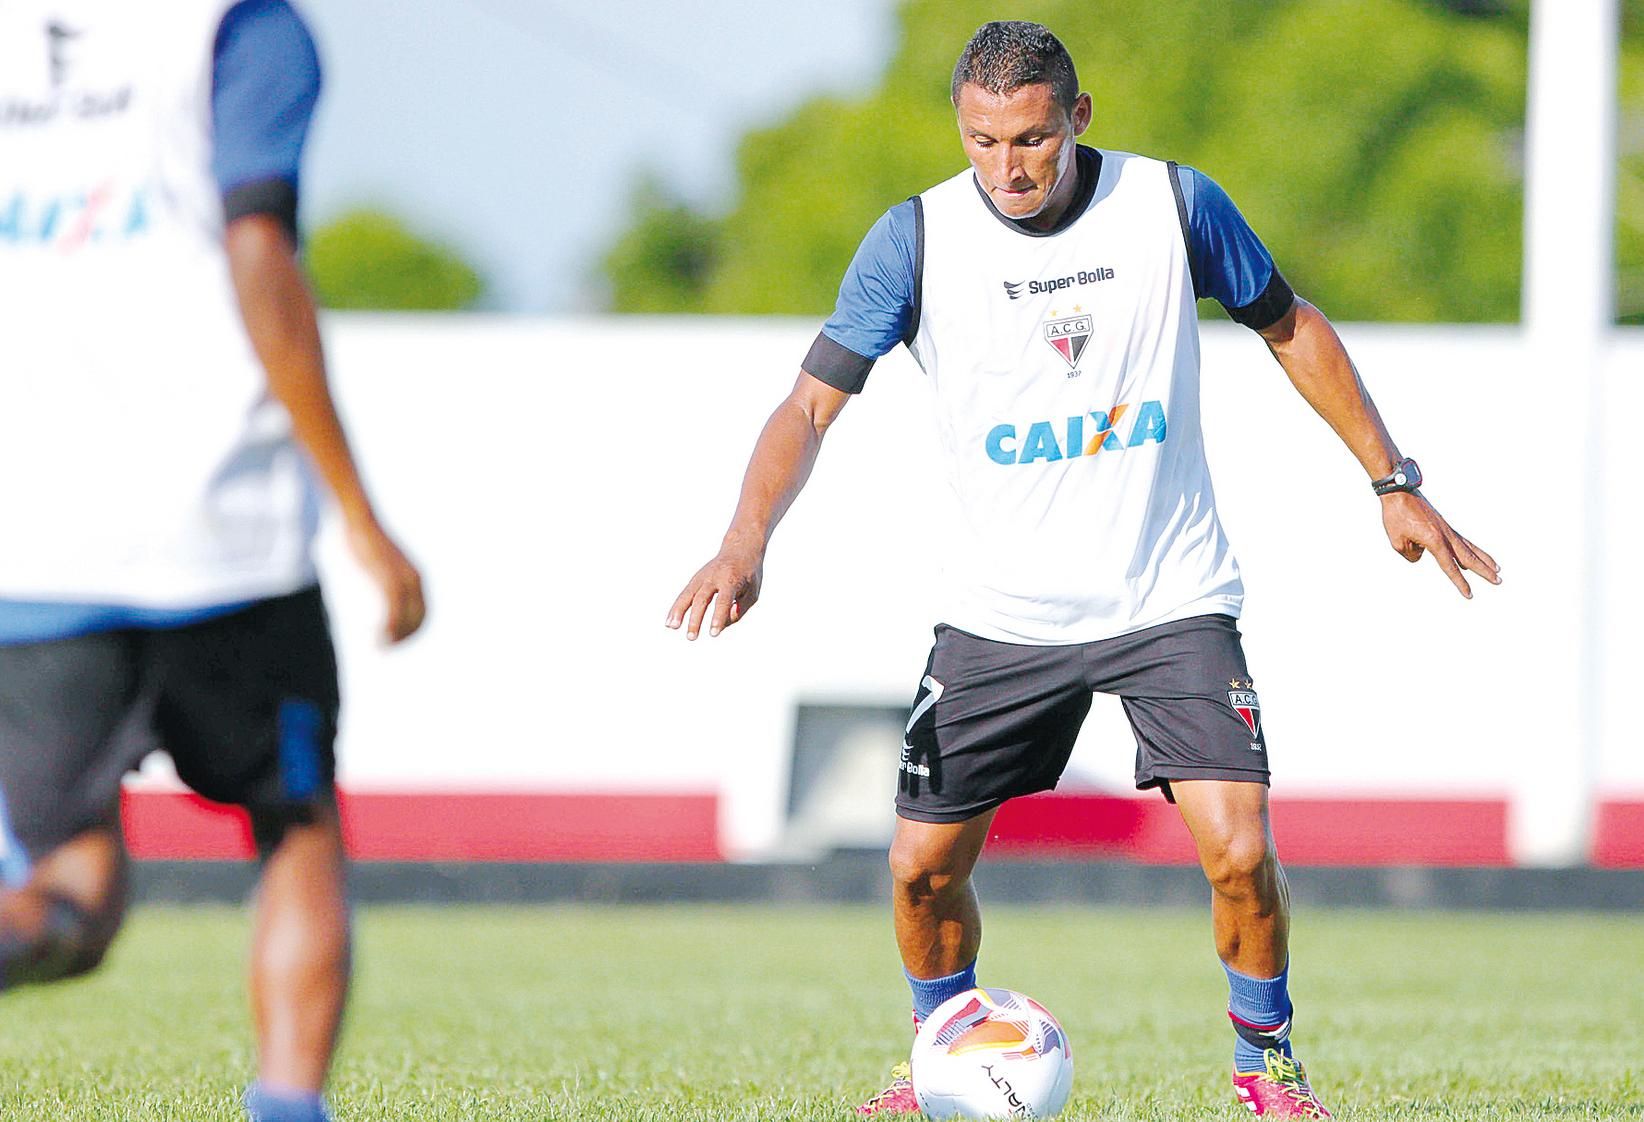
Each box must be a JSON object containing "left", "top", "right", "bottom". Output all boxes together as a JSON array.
[
  {"left": 1176, "top": 165, "right": 1277, "bottom": 313},
  {"left": 211, "top": 0, "right": 322, "bottom": 198},
  {"left": 821, "top": 200, "right": 920, "bottom": 362}
]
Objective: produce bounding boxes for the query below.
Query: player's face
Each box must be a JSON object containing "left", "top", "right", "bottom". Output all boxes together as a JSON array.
[{"left": 955, "top": 82, "right": 1092, "bottom": 229}]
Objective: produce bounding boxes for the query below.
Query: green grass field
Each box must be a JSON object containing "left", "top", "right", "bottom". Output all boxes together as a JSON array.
[{"left": 0, "top": 905, "right": 1639, "bottom": 1120}]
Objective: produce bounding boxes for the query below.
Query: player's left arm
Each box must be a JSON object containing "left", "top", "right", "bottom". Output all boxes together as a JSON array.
[
  {"left": 1177, "top": 164, "right": 1499, "bottom": 599},
  {"left": 216, "top": 0, "right": 425, "bottom": 642},
  {"left": 1256, "top": 300, "right": 1499, "bottom": 598}
]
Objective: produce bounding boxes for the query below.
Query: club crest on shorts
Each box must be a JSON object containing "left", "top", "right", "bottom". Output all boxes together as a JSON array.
[
  {"left": 1227, "top": 682, "right": 1261, "bottom": 740},
  {"left": 1043, "top": 312, "right": 1092, "bottom": 368}
]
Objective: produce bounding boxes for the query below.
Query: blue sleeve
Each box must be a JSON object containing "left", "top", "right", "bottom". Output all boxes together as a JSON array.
[
  {"left": 1177, "top": 166, "right": 1294, "bottom": 329},
  {"left": 803, "top": 201, "right": 920, "bottom": 393},
  {"left": 210, "top": 0, "right": 321, "bottom": 203}
]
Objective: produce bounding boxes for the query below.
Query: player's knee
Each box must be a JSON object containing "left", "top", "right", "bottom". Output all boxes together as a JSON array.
[
  {"left": 1198, "top": 830, "right": 1276, "bottom": 899},
  {"left": 888, "top": 838, "right": 966, "bottom": 902},
  {"left": 1, "top": 895, "right": 121, "bottom": 987},
  {"left": 52, "top": 893, "right": 123, "bottom": 980}
]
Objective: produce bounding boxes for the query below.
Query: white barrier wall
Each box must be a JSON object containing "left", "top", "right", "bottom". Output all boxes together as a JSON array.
[{"left": 278, "top": 316, "right": 1640, "bottom": 859}]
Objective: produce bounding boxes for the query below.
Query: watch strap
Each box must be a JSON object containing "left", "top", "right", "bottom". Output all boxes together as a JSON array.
[{"left": 1372, "top": 457, "right": 1422, "bottom": 496}]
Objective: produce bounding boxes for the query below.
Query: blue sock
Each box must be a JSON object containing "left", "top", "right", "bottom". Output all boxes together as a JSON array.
[
  {"left": 1224, "top": 962, "right": 1293, "bottom": 1074},
  {"left": 244, "top": 1083, "right": 331, "bottom": 1122},
  {"left": 905, "top": 960, "right": 978, "bottom": 1025}
]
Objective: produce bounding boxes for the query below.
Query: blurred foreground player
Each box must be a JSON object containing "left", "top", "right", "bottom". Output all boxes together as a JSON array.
[
  {"left": 0, "top": 3, "right": 424, "bottom": 1120},
  {"left": 669, "top": 20, "right": 1499, "bottom": 1119}
]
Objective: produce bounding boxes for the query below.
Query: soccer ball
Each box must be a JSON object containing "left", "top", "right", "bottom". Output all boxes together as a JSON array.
[{"left": 910, "top": 987, "right": 1074, "bottom": 1119}]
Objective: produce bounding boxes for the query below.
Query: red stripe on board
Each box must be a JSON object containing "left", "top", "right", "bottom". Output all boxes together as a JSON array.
[
  {"left": 987, "top": 792, "right": 1196, "bottom": 862},
  {"left": 122, "top": 790, "right": 255, "bottom": 859},
  {"left": 342, "top": 793, "right": 722, "bottom": 862},
  {"left": 121, "top": 791, "right": 723, "bottom": 862},
  {"left": 987, "top": 792, "right": 1512, "bottom": 866},
  {"left": 1593, "top": 802, "right": 1644, "bottom": 868},
  {"left": 1271, "top": 798, "right": 1510, "bottom": 866},
  {"left": 124, "top": 792, "right": 1644, "bottom": 867}
]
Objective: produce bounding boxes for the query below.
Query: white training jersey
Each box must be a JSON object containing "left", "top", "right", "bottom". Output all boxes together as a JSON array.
[
  {"left": 906, "top": 151, "right": 1242, "bottom": 644},
  {"left": 0, "top": 0, "right": 321, "bottom": 608}
]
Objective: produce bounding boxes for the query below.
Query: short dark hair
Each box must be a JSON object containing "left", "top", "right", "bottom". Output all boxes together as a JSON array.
[{"left": 950, "top": 21, "right": 1079, "bottom": 113}]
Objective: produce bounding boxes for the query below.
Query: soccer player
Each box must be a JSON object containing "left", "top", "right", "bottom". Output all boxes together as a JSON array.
[
  {"left": 0, "top": 3, "right": 424, "bottom": 1121},
  {"left": 668, "top": 20, "right": 1499, "bottom": 1119}
]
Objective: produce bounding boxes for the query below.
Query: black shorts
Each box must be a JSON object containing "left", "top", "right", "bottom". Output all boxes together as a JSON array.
[
  {"left": 0, "top": 587, "right": 339, "bottom": 868},
  {"left": 896, "top": 614, "right": 1269, "bottom": 823}
]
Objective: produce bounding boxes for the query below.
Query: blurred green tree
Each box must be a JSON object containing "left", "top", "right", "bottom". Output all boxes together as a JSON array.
[
  {"left": 604, "top": 180, "right": 723, "bottom": 313},
  {"left": 1619, "top": 0, "right": 1644, "bottom": 324},
  {"left": 306, "top": 209, "right": 483, "bottom": 312},
  {"left": 604, "top": 0, "right": 1543, "bottom": 321}
]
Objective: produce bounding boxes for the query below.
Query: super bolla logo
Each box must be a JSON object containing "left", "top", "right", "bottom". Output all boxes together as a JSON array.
[{"left": 985, "top": 401, "right": 1167, "bottom": 465}]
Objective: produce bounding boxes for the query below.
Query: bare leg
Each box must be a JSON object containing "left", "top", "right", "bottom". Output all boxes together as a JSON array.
[
  {"left": 1170, "top": 780, "right": 1289, "bottom": 977},
  {"left": 888, "top": 809, "right": 996, "bottom": 978},
  {"left": 0, "top": 815, "right": 127, "bottom": 986},
  {"left": 1174, "top": 781, "right": 1332, "bottom": 1110},
  {"left": 249, "top": 799, "right": 350, "bottom": 1094}
]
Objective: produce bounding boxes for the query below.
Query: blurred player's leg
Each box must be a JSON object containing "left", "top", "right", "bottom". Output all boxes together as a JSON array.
[
  {"left": 0, "top": 818, "right": 128, "bottom": 987},
  {"left": 0, "top": 632, "right": 148, "bottom": 990},
  {"left": 151, "top": 591, "right": 346, "bottom": 1122},
  {"left": 1173, "top": 780, "right": 1331, "bottom": 1118},
  {"left": 245, "top": 799, "right": 349, "bottom": 1122}
]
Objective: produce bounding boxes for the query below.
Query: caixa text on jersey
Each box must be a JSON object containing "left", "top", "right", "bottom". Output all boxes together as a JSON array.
[
  {"left": 985, "top": 400, "right": 1167, "bottom": 466},
  {"left": 0, "top": 185, "right": 149, "bottom": 250}
]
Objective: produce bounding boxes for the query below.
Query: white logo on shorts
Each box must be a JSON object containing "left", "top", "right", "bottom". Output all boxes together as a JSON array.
[
  {"left": 904, "top": 675, "right": 944, "bottom": 735},
  {"left": 899, "top": 675, "right": 943, "bottom": 777}
]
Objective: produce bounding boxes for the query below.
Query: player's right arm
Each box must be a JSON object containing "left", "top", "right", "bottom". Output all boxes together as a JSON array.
[
  {"left": 666, "top": 374, "right": 851, "bottom": 640},
  {"left": 215, "top": 0, "right": 426, "bottom": 644},
  {"left": 226, "top": 217, "right": 426, "bottom": 644},
  {"left": 666, "top": 201, "right": 921, "bottom": 640}
]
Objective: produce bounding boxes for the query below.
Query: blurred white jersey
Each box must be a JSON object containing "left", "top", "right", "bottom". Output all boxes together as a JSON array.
[
  {"left": 911, "top": 151, "right": 1242, "bottom": 644},
  {"left": 0, "top": 0, "right": 319, "bottom": 607}
]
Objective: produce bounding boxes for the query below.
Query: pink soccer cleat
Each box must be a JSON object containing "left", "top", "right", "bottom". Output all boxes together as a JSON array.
[
  {"left": 856, "top": 1061, "right": 920, "bottom": 1115},
  {"left": 1233, "top": 1050, "right": 1334, "bottom": 1118}
]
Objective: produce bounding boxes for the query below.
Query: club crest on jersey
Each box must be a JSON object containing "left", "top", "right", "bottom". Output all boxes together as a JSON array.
[
  {"left": 1043, "top": 313, "right": 1092, "bottom": 369},
  {"left": 1227, "top": 685, "right": 1261, "bottom": 740}
]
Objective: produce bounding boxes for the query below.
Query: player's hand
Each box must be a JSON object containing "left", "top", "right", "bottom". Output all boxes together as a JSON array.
[
  {"left": 1380, "top": 491, "right": 1500, "bottom": 599},
  {"left": 346, "top": 517, "right": 427, "bottom": 644},
  {"left": 666, "top": 538, "right": 763, "bottom": 640}
]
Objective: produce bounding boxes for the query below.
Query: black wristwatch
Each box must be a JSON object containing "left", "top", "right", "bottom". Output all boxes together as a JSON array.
[{"left": 1371, "top": 457, "right": 1422, "bottom": 496}]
